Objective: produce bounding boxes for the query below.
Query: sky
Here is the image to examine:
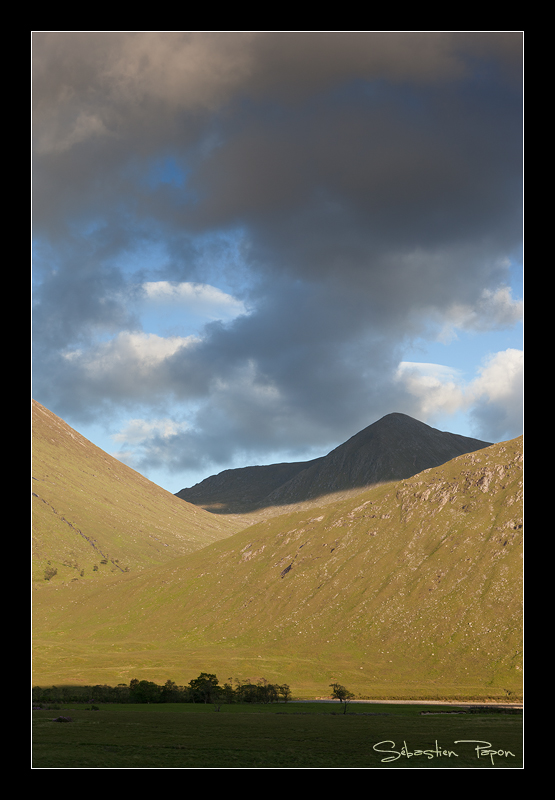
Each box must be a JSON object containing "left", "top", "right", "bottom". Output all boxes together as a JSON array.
[{"left": 32, "top": 32, "right": 523, "bottom": 494}]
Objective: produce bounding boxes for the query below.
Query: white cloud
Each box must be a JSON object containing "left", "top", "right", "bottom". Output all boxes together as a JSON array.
[
  {"left": 142, "top": 281, "right": 247, "bottom": 320},
  {"left": 66, "top": 331, "right": 197, "bottom": 372},
  {"left": 396, "top": 362, "right": 465, "bottom": 418},
  {"left": 112, "top": 417, "right": 186, "bottom": 444},
  {"left": 63, "top": 332, "right": 199, "bottom": 397},
  {"left": 396, "top": 348, "right": 523, "bottom": 441},
  {"left": 469, "top": 347, "right": 523, "bottom": 403},
  {"left": 437, "top": 285, "right": 523, "bottom": 343},
  {"left": 466, "top": 348, "right": 523, "bottom": 441}
]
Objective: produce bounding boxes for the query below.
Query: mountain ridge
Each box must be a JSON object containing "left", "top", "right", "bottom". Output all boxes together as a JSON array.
[
  {"left": 33, "top": 433, "right": 523, "bottom": 697},
  {"left": 176, "top": 412, "right": 492, "bottom": 514}
]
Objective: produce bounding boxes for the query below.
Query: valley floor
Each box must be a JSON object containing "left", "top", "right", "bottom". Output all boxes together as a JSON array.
[{"left": 32, "top": 701, "right": 523, "bottom": 768}]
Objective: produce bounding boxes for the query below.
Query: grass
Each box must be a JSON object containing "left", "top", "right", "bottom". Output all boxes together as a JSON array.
[{"left": 32, "top": 702, "right": 522, "bottom": 768}]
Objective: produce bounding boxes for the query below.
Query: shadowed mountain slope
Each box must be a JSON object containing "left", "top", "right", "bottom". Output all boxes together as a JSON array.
[
  {"left": 176, "top": 413, "right": 492, "bottom": 514},
  {"left": 32, "top": 400, "right": 243, "bottom": 584},
  {"left": 175, "top": 459, "right": 325, "bottom": 515},
  {"left": 33, "top": 435, "right": 522, "bottom": 699}
]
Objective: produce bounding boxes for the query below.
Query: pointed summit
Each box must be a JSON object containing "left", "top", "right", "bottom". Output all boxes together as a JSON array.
[{"left": 176, "top": 413, "right": 492, "bottom": 514}]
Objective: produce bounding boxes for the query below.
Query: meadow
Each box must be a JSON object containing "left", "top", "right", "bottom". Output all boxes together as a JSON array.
[{"left": 32, "top": 701, "right": 522, "bottom": 768}]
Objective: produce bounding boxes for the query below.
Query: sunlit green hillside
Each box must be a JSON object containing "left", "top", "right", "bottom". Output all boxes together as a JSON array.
[
  {"left": 32, "top": 400, "right": 242, "bottom": 584},
  {"left": 33, "top": 431, "right": 522, "bottom": 700}
]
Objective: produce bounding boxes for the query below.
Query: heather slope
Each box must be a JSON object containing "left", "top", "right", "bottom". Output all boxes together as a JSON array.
[
  {"left": 32, "top": 400, "right": 242, "bottom": 585},
  {"left": 33, "top": 436, "right": 522, "bottom": 699}
]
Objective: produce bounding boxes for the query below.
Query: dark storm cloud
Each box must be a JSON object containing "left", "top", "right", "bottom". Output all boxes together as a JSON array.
[
  {"left": 32, "top": 32, "right": 521, "bottom": 236},
  {"left": 32, "top": 32, "right": 523, "bottom": 473},
  {"left": 187, "top": 72, "right": 520, "bottom": 246}
]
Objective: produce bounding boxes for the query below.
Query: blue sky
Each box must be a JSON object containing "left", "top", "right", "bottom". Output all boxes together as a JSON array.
[{"left": 32, "top": 32, "right": 523, "bottom": 494}]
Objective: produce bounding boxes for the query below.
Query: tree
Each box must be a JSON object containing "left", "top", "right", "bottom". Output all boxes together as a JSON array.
[
  {"left": 221, "top": 679, "right": 235, "bottom": 704},
  {"left": 161, "top": 679, "right": 180, "bottom": 703},
  {"left": 188, "top": 672, "right": 220, "bottom": 704},
  {"left": 129, "top": 678, "right": 161, "bottom": 703},
  {"left": 279, "top": 684, "right": 292, "bottom": 703},
  {"left": 329, "top": 683, "right": 355, "bottom": 714},
  {"left": 256, "top": 678, "right": 278, "bottom": 704},
  {"left": 234, "top": 679, "right": 257, "bottom": 704}
]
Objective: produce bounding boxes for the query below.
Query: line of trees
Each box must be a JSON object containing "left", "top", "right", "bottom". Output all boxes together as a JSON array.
[{"left": 33, "top": 674, "right": 293, "bottom": 706}]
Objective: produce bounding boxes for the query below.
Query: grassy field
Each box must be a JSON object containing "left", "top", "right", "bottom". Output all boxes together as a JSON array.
[{"left": 32, "top": 702, "right": 522, "bottom": 768}]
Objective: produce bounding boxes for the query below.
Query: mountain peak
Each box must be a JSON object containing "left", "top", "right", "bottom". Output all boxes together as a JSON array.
[{"left": 177, "top": 413, "right": 492, "bottom": 514}]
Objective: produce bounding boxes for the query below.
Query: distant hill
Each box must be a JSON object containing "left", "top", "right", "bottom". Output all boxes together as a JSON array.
[
  {"left": 33, "top": 434, "right": 522, "bottom": 699},
  {"left": 176, "top": 413, "right": 492, "bottom": 514},
  {"left": 32, "top": 400, "right": 242, "bottom": 584}
]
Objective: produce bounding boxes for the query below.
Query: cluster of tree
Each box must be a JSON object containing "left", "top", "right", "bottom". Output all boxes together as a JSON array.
[{"left": 33, "top": 674, "right": 293, "bottom": 706}]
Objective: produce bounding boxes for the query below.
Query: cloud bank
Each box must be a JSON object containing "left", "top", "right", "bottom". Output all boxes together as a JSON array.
[{"left": 32, "top": 32, "right": 523, "bottom": 487}]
